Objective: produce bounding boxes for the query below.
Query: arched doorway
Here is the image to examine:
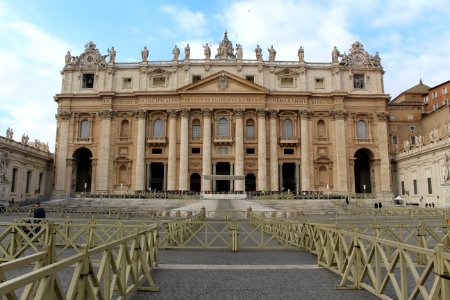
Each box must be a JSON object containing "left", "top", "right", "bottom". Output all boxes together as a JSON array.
[
  {"left": 215, "top": 162, "right": 230, "bottom": 192},
  {"left": 245, "top": 174, "right": 256, "bottom": 191},
  {"left": 354, "top": 149, "right": 373, "bottom": 193},
  {"left": 282, "top": 163, "right": 296, "bottom": 192},
  {"left": 73, "top": 148, "right": 93, "bottom": 193},
  {"left": 190, "top": 173, "right": 201, "bottom": 192}
]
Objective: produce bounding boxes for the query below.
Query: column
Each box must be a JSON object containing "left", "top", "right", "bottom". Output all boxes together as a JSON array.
[
  {"left": 179, "top": 109, "right": 189, "bottom": 191},
  {"left": 300, "top": 110, "right": 311, "bottom": 191},
  {"left": 269, "top": 110, "right": 279, "bottom": 191},
  {"left": 97, "top": 110, "right": 114, "bottom": 192},
  {"left": 332, "top": 110, "right": 348, "bottom": 192},
  {"left": 257, "top": 109, "right": 267, "bottom": 191},
  {"left": 202, "top": 109, "right": 212, "bottom": 192},
  {"left": 377, "top": 112, "right": 392, "bottom": 194},
  {"left": 234, "top": 109, "right": 244, "bottom": 191},
  {"left": 230, "top": 162, "right": 234, "bottom": 191},
  {"left": 55, "top": 112, "right": 71, "bottom": 194},
  {"left": 279, "top": 163, "right": 283, "bottom": 191},
  {"left": 167, "top": 110, "right": 178, "bottom": 191},
  {"left": 134, "top": 110, "right": 147, "bottom": 191}
]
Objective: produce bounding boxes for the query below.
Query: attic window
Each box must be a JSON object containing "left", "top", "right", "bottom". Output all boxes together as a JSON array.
[
  {"left": 192, "top": 75, "right": 201, "bottom": 83},
  {"left": 123, "top": 78, "right": 132, "bottom": 89},
  {"left": 82, "top": 74, "right": 95, "bottom": 88},
  {"left": 245, "top": 75, "right": 255, "bottom": 83},
  {"left": 315, "top": 78, "right": 324, "bottom": 89},
  {"left": 153, "top": 76, "right": 166, "bottom": 86},
  {"left": 280, "top": 77, "right": 294, "bottom": 87}
]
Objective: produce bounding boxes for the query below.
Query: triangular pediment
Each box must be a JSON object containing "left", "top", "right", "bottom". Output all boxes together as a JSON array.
[{"left": 178, "top": 71, "right": 269, "bottom": 94}]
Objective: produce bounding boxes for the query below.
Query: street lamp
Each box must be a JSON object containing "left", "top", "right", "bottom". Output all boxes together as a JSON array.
[
  {"left": 363, "top": 184, "right": 366, "bottom": 199},
  {"left": 84, "top": 182, "right": 87, "bottom": 194}
]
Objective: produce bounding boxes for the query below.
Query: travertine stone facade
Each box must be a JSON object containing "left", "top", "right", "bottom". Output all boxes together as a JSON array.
[
  {"left": 0, "top": 135, "right": 53, "bottom": 201},
  {"left": 54, "top": 34, "right": 391, "bottom": 197}
]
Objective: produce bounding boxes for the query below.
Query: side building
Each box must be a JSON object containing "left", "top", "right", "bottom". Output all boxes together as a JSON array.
[
  {"left": 389, "top": 80, "right": 450, "bottom": 207},
  {"left": 0, "top": 132, "right": 54, "bottom": 203},
  {"left": 54, "top": 34, "right": 392, "bottom": 198}
]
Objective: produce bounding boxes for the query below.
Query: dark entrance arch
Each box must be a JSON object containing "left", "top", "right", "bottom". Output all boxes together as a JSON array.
[
  {"left": 190, "top": 173, "right": 201, "bottom": 192},
  {"left": 73, "top": 148, "right": 93, "bottom": 193},
  {"left": 245, "top": 173, "right": 256, "bottom": 192},
  {"left": 354, "top": 149, "right": 373, "bottom": 193},
  {"left": 282, "top": 163, "right": 296, "bottom": 192},
  {"left": 150, "top": 163, "right": 164, "bottom": 191},
  {"left": 216, "top": 162, "right": 230, "bottom": 192}
]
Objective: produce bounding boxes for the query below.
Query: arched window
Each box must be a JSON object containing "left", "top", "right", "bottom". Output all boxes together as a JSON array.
[
  {"left": 283, "top": 119, "right": 293, "bottom": 138},
  {"left": 120, "top": 120, "right": 130, "bottom": 137},
  {"left": 153, "top": 119, "right": 164, "bottom": 137},
  {"left": 357, "top": 120, "right": 368, "bottom": 139},
  {"left": 119, "top": 165, "right": 127, "bottom": 185},
  {"left": 218, "top": 118, "right": 229, "bottom": 137},
  {"left": 192, "top": 119, "right": 201, "bottom": 139},
  {"left": 317, "top": 120, "right": 326, "bottom": 137},
  {"left": 80, "top": 120, "right": 90, "bottom": 139},
  {"left": 246, "top": 119, "right": 255, "bottom": 138}
]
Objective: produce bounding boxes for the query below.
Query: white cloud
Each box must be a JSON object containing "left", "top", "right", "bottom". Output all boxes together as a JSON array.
[
  {"left": 0, "top": 20, "right": 70, "bottom": 151},
  {"left": 161, "top": 5, "right": 208, "bottom": 38}
]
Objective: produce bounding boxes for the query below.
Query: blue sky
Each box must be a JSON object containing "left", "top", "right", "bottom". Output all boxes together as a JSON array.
[{"left": 1, "top": 0, "right": 449, "bottom": 150}]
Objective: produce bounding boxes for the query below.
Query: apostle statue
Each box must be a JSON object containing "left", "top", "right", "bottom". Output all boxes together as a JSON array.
[
  {"left": 298, "top": 46, "right": 304, "bottom": 63},
  {"left": 255, "top": 45, "right": 263, "bottom": 62},
  {"left": 172, "top": 45, "right": 180, "bottom": 60},
  {"left": 141, "top": 46, "right": 149, "bottom": 62},
  {"left": 203, "top": 43, "right": 211, "bottom": 59},
  {"left": 267, "top": 45, "right": 276, "bottom": 62}
]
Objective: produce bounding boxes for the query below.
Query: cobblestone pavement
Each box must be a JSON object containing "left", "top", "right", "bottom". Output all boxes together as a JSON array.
[{"left": 131, "top": 249, "right": 379, "bottom": 300}]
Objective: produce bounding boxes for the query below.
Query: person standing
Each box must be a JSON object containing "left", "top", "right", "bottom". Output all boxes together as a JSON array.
[{"left": 34, "top": 202, "right": 46, "bottom": 219}]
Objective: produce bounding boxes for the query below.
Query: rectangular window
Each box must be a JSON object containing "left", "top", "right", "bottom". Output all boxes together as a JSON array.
[
  {"left": 151, "top": 148, "right": 163, "bottom": 154},
  {"left": 427, "top": 178, "right": 432, "bottom": 194},
  {"left": 401, "top": 181, "right": 405, "bottom": 195},
  {"left": 409, "top": 125, "right": 416, "bottom": 132},
  {"left": 411, "top": 136, "right": 416, "bottom": 145},
  {"left": 423, "top": 96, "right": 428, "bottom": 103},
  {"left": 392, "top": 136, "right": 397, "bottom": 144},
  {"left": 191, "top": 147, "right": 201, "bottom": 154},
  {"left": 407, "top": 114, "right": 414, "bottom": 120},
  {"left": 25, "top": 171, "right": 32, "bottom": 193},
  {"left": 192, "top": 75, "right": 201, "bottom": 83},
  {"left": 245, "top": 75, "right": 255, "bottom": 82},
  {"left": 443, "top": 87, "right": 448, "bottom": 94},
  {"left": 82, "top": 74, "right": 94, "bottom": 88},
  {"left": 246, "top": 148, "right": 255, "bottom": 155},
  {"left": 123, "top": 77, "right": 132, "bottom": 89},
  {"left": 11, "top": 168, "right": 17, "bottom": 193},
  {"left": 280, "top": 77, "right": 294, "bottom": 87},
  {"left": 284, "top": 148, "right": 294, "bottom": 155},
  {"left": 314, "top": 78, "right": 324, "bottom": 89},
  {"left": 353, "top": 74, "right": 365, "bottom": 89},
  {"left": 413, "top": 179, "right": 417, "bottom": 195},
  {"left": 152, "top": 76, "right": 166, "bottom": 86}
]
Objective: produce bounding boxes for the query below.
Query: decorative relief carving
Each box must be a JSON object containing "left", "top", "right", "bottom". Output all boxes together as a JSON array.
[
  {"left": 134, "top": 110, "right": 147, "bottom": 119},
  {"left": 202, "top": 108, "right": 212, "bottom": 118},
  {"left": 269, "top": 109, "right": 279, "bottom": 119},
  {"left": 330, "top": 110, "right": 348, "bottom": 120},
  {"left": 376, "top": 112, "right": 388, "bottom": 121},
  {"left": 218, "top": 75, "right": 229, "bottom": 91},
  {"left": 217, "top": 147, "right": 230, "bottom": 155},
  {"left": 234, "top": 108, "right": 244, "bottom": 118},
  {"left": 299, "top": 110, "right": 313, "bottom": 119},
  {"left": 98, "top": 110, "right": 116, "bottom": 120},
  {"left": 168, "top": 109, "right": 178, "bottom": 118},
  {"left": 180, "top": 108, "right": 190, "bottom": 118},
  {"left": 256, "top": 109, "right": 266, "bottom": 118},
  {"left": 71, "top": 41, "right": 107, "bottom": 69},
  {"left": 57, "top": 111, "right": 72, "bottom": 120}
]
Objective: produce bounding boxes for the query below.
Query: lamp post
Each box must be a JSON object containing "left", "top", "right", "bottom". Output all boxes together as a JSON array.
[
  {"left": 84, "top": 182, "right": 87, "bottom": 195},
  {"left": 363, "top": 184, "right": 366, "bottom": 199}
]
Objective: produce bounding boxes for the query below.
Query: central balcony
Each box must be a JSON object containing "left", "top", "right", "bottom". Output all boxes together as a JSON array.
[
  {"left": 279, "top": 136, "right": 300, "bottom": 145},
  {"left": 147, "top": 136, "right": 167, "bottom": 145},
  {"left": 213, "top": 135, "right": 233, "bottom": 145}
]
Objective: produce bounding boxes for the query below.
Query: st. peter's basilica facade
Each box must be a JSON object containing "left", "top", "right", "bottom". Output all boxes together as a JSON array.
[{"left": 53, "top": 33, "right": 391, "bottom": 199}]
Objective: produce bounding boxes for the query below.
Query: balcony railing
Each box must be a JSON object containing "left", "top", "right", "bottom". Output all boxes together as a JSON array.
[
  {"left": 355, "top": 138, "right": 373, "bottom": 144},
  {"left": 213, "top": 135, "right": 233, "bottom": 145},
  {"left": 279, "top": 136, "right": 300, "bottom": 145},
  {"left": 74, "top": 137, "right": 92, "bottom": 144},
  {"left": 147, "top": 136, "right": 167, "bottom": 145}
]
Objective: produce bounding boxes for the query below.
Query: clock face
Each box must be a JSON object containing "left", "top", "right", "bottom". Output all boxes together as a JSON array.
[{"left": 353, "top": 53, "right": 365, "bottom": 64}]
